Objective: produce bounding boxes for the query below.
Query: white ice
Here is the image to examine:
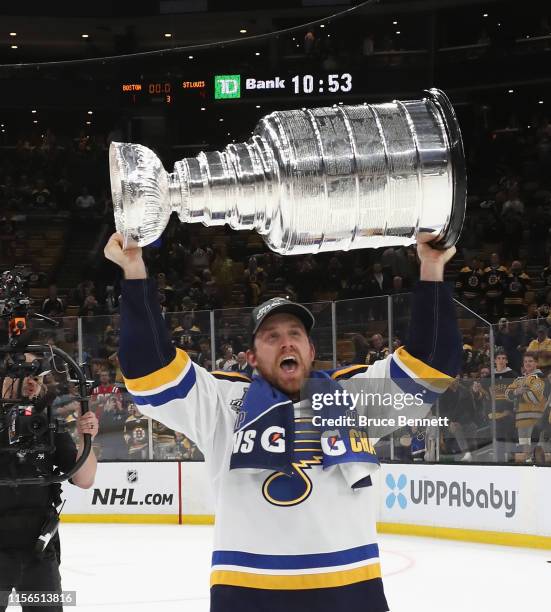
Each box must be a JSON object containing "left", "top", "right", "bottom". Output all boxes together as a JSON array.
[{"left": 19, "top": 524, "right": 549, "bottom": 611}]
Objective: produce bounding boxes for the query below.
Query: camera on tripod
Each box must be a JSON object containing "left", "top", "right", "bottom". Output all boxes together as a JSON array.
[{"left": 0, "top": 269, "right": 93, "bottom": 486}]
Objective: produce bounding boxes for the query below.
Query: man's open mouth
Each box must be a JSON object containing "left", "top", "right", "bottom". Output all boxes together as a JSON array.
[{"left": 279, "top": 356, "right": 298, "bottom": 373}]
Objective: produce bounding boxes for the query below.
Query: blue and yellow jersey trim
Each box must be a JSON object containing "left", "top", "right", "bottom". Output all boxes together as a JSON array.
[
  {"left": 210, "top": 544, "right": 381, "bottom": 590},
  {"left": 123, "top": 348, "right": 196, "bottom": 407},
  {"left": 390, "top": 346, "right": 452, "bottom": 401},
  {"left": 211, "top": 371, "right": 252, "bottom": 383},
  {"left": 330, "top": 364, "right": 370, "bottom": 380}
]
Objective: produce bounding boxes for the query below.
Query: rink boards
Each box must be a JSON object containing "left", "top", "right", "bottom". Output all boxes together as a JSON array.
[{"left": 61, "top": 462, "right": 551, "bottom": 549}]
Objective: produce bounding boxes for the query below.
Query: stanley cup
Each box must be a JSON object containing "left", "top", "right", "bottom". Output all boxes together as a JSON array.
[{"left": 109, "top": 88, "right": 466, "bottom": 254}]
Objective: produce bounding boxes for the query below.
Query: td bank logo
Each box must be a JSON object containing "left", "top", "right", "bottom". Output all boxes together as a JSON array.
[
  {"left": 215, "top": 75, "right": 241, "bottom": 99},
  {"left": 384, "top": 472, "right": 517, "bottom": 518}
]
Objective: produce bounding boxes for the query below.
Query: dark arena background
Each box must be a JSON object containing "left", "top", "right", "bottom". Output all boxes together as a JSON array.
[{"left": 0, "top": 1, "right": 550, "bottom": 611}]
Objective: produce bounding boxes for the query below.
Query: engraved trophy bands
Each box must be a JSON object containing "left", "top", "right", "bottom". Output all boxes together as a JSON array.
[{"left": 109, "top": 88, "right": 466, "bottom": 254}]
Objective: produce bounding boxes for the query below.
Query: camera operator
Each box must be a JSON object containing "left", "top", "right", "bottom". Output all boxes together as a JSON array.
[{"left": 0, "top": 354, "right": 98, "bottom": 612}]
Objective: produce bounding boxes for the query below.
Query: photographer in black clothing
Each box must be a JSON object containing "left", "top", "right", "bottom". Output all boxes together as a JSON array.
[{"left": 0, "top": 359, "right": 98, "bottom": 612}]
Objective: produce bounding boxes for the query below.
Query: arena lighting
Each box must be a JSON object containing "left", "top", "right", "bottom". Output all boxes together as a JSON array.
[
  {"left": 10, "top": 45, "right": 17, "bottom": 49},
  {"left": 87, "top": 110, "right": 93, "bottom": 115},
  {"left": 508, "top": 89, "right": 514, "bottom": 93},
  {"left": 483, "top": 13, "right": 488, "bottom": 17},
  {"left": 219, "top": 118, "right": 224, "bottom": 122},
  {"left": 393, "top": 20, "right": 398, "bottom": 25},
  {"left": 188, "top": 55, "right": 194, "bottom": 59},
  {"left": 255, "top": 52, "right": 260, "bottom": 55},
  {"left": 31, "top": 109, "right": 37, "bottom": 113},
  {"left": 256, "top": 105, "right": 261, "bottom": 108},
  {"left": 227, "top": 132, "right": 231, "bottom": 136},
  {"left": 320, "top": 24, "right": 325, "bottom": 28},
  {"left": 539, "top": 100, "right": 544, "bottom": 104},
  {"left": 9, "top": 32, "right": 16, "bottom": 37},
  {"left": 86, "top": 121, "right": 91, "bottom": 125},
  {"left": 81, "top": 33, "right": 89, "bottom": 38},
  {"left": 164, "top": 33, "right": 172, "bottom": 38},
  {"left": 200, "top": 107, "right": 206, "bottom": 111},
  {"left": 396, "top": 31, "right": 401, "bottom": 34},
  {"left": 33, "top": 120, "right": 37, "bottom": 124},
  {"left": 240, "top": 29, "right": 247, "bottom": 34}
]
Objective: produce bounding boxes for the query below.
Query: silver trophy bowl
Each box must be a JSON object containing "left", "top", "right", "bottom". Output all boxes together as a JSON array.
[{"left": 109, "top": 88, "right": 466, "bottom": 254}]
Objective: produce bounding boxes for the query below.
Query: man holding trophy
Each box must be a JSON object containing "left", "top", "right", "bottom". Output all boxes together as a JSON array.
[{"left": 106, "top": 90, "right": 464, "bottom": 611}]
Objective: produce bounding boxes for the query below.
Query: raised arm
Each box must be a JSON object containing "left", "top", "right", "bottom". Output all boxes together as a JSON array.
[
  {"left": 339, "top": 236, "right": 462, "bottom": 439},
  {"left": 104, "top": 233, "right": 223, "bottom": 454}
]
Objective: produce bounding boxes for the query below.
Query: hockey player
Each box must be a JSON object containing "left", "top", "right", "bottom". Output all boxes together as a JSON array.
[{"left": 105, "top": 232, "right": 462, "bottom": 612}]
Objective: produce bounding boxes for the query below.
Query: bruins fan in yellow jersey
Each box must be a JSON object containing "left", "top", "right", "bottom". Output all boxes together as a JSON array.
[
  {"left": 506, "top": 352, "right": 547, "bottom": 456},
  {"left": 124, "top": 404, "right": 149, "bottom": 460}
]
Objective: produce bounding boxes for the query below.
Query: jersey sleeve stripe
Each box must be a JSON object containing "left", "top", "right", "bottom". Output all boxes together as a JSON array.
[
  {"left": 124, "top": 348, "right": 189, "bottom": 393},
  {"left": 393, "top": 347, "right": 452, "bottom": 387},
  {"left": 211, "top": 371, "right": 252, "bottom": 382},
  {"left": 130, "top": 364, "right": 197, "bottom": 407},
  {"left": 331, "top": 365, "right": 369, "bottom": 380}
]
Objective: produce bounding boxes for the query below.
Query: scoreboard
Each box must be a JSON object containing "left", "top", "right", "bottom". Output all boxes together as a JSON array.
[
  {"left": 121, "top": 79, "right": 207, "bottom": 105},
  {"left": 121, "top": 72, "right": 355, "bottom": 105}
]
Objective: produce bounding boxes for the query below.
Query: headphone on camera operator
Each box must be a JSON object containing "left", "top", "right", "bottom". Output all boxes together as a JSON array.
[{"left": 0, "top": 270, "right": 98, "bottom": 612}]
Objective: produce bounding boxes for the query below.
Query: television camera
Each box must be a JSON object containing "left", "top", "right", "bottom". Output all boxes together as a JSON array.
[{"left": 0, "top": 269, "right": 92, "bottom": 487}]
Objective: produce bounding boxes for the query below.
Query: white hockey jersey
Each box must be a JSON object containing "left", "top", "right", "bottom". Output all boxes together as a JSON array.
[{"left": 119, "top": 279, "right": 461, "bottom": 612}]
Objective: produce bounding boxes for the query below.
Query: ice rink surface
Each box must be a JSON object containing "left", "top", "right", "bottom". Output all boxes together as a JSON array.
[{"left": 46, "top": 523, "right": 548, "bottom": 611}]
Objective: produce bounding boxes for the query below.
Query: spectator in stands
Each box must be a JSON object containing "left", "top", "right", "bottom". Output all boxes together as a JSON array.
[
  {"left": 541, "top": 254, "right": 551, "bottom": 295},
  {"left": 455, "top": 257, "right": 484, "bottom": 313},
  {"left": 157, "top": 272, "right": 175, "bottom": 310},
  {"left": 74, "top": 186, "right": 96, "bottom": 213},
  {"left": 101, "top": 326, "right": 120, "bottom": 359},
  {"left": 79, "top": 294, "right": 103, "bottom": 317},
  {"left": 195, "top": 338, "right": 211, "bottom": 369},
  {"left": 481, "top": 253, "right": 507, "bottom": 321},
  {"left": 98, "top": 395, "right": 128, "bottom": 461},
  {"left": 304, "top": 30, "right": 317, "bottom": 56},
  {"left": 486, "top": 350, "right": 518, "bottom": 462},
  {"left": 366, "top": 262, "right": 392, "bottom": 297},
  {"left": 74, "top": 280, "right": 96, "bottom": 306},
  {"left": 124, "top": 403, "right": 149, "bottom": 460},
  {"left": 232, "top": 351, "right": 253, "bottom": 378},
  {"left": 90, "top": 369, "right": 121, "bottom": 419},
  {"left": 216, "top": 344, "right": 238, "bottom": 371},
  {"left": 104, "top": 285, "right": 119, "bottom": 314},
  {"left": 41, "top": 284, "right": 64, "bottom": 317},
  {"left": 152, "top": 420, "right": 177, "bottom": 459},
  {"left": 439, "top": 376, "right": 476, "bottom": 461},
  {"left": 506, "top": 352, "right": 546, "bottom": 459},
  {"left": 244, "top": 256, "right": 266, "bottom": 306},
  {"left": 526, "top": 326, "right": 551, "bottom": 374},
  {"left": 366, "top": 262, "right": 392, "bottom": 320},
  {"left": 462, "top": 335, "right": 483, "bottom": 376},
  {"left": 344, "top": 265, "right": 368, "bottom": 299},
  {"left": 31, "top": 177, "right": 53, "bottom": 209},
  {"left": 366, "top": 333, "right": 389, "bottom": 365},
  {"left": 503, "top": 260, "right": 531, "bottom": 318}
]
